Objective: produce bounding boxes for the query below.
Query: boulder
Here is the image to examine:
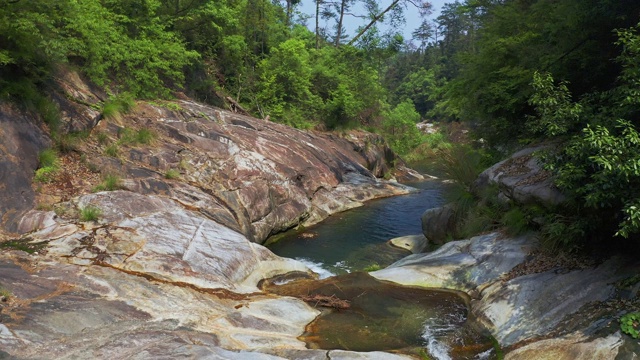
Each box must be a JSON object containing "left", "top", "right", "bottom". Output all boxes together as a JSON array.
[
  {"left": 474, "top": 145, "right": 566, "bottom": 207},
  {"left": 373, "top": 232, "right": 534, "bottom": 292},
  {"left": 388, "top": 234, "right": 428, "bottom": 253},
  {"left": 504, "top": 332, "right": 624, "bottom": 360},
  {"left": 372, "top": 232, "right": 640, "bottom": 358},
  {"left": 420, "top": 204, "right": 457, "bottom": 245},
  {"left": 0, "top": 103, "right": 51, "bottom": 233}
]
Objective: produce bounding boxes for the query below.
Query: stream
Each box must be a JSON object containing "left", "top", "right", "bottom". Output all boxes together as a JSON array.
[
  {"left": 267, "top": 179, "right": 449, "bottom": 276},
  {"left": 266, "top": 177, "right": 500, "bottom": 360}
]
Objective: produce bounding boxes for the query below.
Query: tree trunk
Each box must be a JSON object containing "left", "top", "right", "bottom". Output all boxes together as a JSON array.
[
  {"left": 286, "top": 0, "right": 292, "bottom": 27},
  {"left": 315, "top": 0, "right": 321, "bottom": 49},
  {"left": 335, "top": 0, "right": 346, "bottom": 46}
]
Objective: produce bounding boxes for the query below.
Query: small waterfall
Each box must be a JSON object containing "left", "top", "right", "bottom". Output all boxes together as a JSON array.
[
  {"left": 294, "top": 258, "right": 335, "bottom": 279},
  {"left": 422, "top": 324, "right": 452, "bottom": 360}
]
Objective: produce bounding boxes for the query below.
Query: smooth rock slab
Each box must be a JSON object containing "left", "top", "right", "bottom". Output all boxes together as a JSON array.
[
  {"left": 388, "top": 234, "right": 428, "bottom": 254},
  {"left": 70, "top": 191, "right": 311, "bottom": 293},
  {"left": 475, "top": 258, "right": 626, "bottom": 347},
  {"left": 372, "top": 233, "right": 534, "bottom": 292}
]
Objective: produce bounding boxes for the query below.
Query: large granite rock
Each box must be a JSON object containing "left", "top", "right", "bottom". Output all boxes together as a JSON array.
[
  {"left": 474, "top": 145, "right": 566, "bottom": 207},
  {"left": 0, "top": 70, "right": 422, "bottom": 359},
  {"left": 420, "top": 204, "right": 456, "bottom": 245},
  {"left": 0, "top": 68, "right": 419, "bottom": 243},
  {"left": 0, "top": 103, "right": 51, "bottom": 234},
  {"left": 0, "top": 189, "right": 418, "bottom": 359},
  {"left": 372, "top": 232, "right": 639, "bottom": 358},
  {"left": 373, "top": 232, "right": 534, "bottom": 292}
]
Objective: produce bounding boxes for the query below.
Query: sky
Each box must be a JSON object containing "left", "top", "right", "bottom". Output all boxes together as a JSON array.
[{"left": 298, "top": 0, "right": 449, "bottom": 42}]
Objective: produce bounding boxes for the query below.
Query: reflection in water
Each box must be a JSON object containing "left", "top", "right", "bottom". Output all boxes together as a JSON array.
[{"left": 268, "top": 179, "right": 448, "bottom": 273}]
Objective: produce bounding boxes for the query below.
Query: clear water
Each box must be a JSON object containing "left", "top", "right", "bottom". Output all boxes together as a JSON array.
[
  {"left": 267, "top": 179, "right": 448, "bottom": 274},
  {"left": 265, "top": 175, "right": 499, "bottom": 359},
  {"left": 263, "top": 272, "right": 498, "bottom": 359}
]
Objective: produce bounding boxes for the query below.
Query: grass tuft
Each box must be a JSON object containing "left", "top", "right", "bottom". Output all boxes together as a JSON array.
[
  {"left": 104, "top": 143, "right": 119, "bottom": 157},
  {"left": 79, "top": 206, "right": 102, "bottom": 222},
  {"left": 92, "top": 174, "right": 122, "bottom": 192},
  {"left": 164, "top": 169, "right": 180, "bottom": 179}
]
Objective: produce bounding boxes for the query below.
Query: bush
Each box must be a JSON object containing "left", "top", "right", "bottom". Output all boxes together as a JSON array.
[
  {"left": 34, "top": 166, "right": 59, "bottom": 183},
  {"left": 79, "top": 206, "right": 102, "bottom": 222},
  {"left": 102, "top": 93, "right": 135, "bottom": 121},
  {"left": 363, "top": 263, "right": 382, "bottom": 272},
  {"left": 620, "top": 312, "right": 640, "bottom": 339},
  {"left": 382, "top": 100, "right": 423, "bottom": 156},
  {"left": 437, "top": 145, "right": 491, "bottom": 191},
  {"left": 118, "top": 127, "right": 155, "bottom": 146},
  {"left": 34, "top": 149, "right": 60, "bottom": 183},
  {"left": 135, "top": 128, "right": 155, "bottom": 145},
  {"left": 38, "top": 148, "right": 59, "bottom": 168},
  {"left": 57, "top": 131, "right": 89, "bottom": 153}
]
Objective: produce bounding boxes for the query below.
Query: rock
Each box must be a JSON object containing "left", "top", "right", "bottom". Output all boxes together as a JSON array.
[
  {"left": 66, "top": 191, "right": 312, "bottom": 293},
  {"left": 388, "top": 234, "right": 428, "bottom": 253},
  {"left": 0, "top": 255, "right": 319, "bottom": 359},
  {"left": 474, "top": 145, "right": 566, "bottom": 207},
  {"left": 328, "top": 351, "right": 413, "bottom": 359},
  {"left": 0, "top": 103, "right": 51, "bottom": 233},
  {"left": 373, "top": 231, "right": 640, "bottom": 359},
  {"left": 475, "top": 258, "right": 626, "bottom": 347},
  {"left": 504, "top": 332, "right": 624, "bottom": 360},
  {"left": 16, "top": 210, "right": 58, "bottom": 233},
  {"left": 372, "top": 232, "right": 534, "bottom": 292},
  {"left": 421, "top": 204, "right": 457, "bottom": 245}
]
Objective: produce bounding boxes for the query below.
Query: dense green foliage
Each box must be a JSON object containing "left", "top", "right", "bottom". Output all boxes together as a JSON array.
[
  {"left": 0, "top": 0, "right": 425, "bottom": 151},
  {"left": 620, "top": 312, "right": 640, "bottom": 339},
  {"left": 404, "top": 0, "right": 640, "bottom": 246}
]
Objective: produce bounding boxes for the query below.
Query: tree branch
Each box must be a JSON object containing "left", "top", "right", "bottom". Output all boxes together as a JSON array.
[{"left": 347, "top": 0, "right": 401, "bottom": 46}]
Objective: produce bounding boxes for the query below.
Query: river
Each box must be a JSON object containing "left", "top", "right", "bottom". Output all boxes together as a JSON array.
[
  {"left": 267, "top": 178, "right": 449, "bottom": 276},
  {"left": 266, "top": 176, "right": 501, "bottom": 359}
]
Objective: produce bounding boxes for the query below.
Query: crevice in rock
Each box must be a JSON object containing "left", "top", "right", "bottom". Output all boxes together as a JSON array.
[{"left": 94, "top": 261, "right": 259, "bottom": 301}]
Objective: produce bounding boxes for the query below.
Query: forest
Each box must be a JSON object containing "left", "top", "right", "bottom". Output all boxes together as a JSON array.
[{"left": 2, "top": 0, "right": 640, "bottom": 249}]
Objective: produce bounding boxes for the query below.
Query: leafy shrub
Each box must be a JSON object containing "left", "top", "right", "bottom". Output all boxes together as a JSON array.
[
  {"left": 79, "top": 206, "right": 102, "bottom": 222},
  {"left": 620, "top": 312, "right": 640, "bottom": 339},
  {"left": 501, "top": 208, "right": 530, "bottom": 236},
  {"left": 102, "top": 93, "right": 135, "bottom": 121},
  {"left": 0, "top": 286, "right": 11, "bottom": 300},
  {"left": 382, "top": 100, "right": 423, "bottom": 156},
  {"left": 438, "top": 145, "right": 491, "bottom": 191},
  {"left": 57, "top": 131, "right": 89, "bottom": 153},
  {"left": 135, "top": 128, "right": 155, "bottom": 145},
  {"left": 118, "top": 127, "right": 155, "bottom": 146},
  {"left": 95, "top": 131, "right": 109, "bottom": 145},
  {"left": 34, "top": 166, "right": 59, "bottom": 183}
]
